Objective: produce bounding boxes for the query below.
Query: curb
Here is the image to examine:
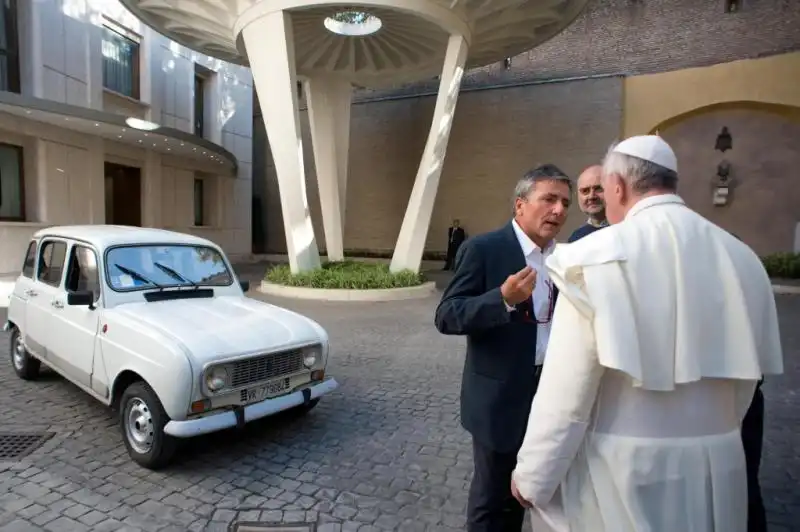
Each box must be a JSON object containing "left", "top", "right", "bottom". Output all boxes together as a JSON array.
[
  {"left": 773, "top": 284, "right": 800, "bottom": 295},
  {"left": 258, "top": 281, "right": 439, "bottom": 302}
]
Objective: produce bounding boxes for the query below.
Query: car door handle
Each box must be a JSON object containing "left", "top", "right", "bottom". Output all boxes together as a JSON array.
[
  {"left": 51, "top": 300, "right": 64, "bottom": 309},
  {"left": 25, "top": 289, "right": 38, "bottom": 297}
]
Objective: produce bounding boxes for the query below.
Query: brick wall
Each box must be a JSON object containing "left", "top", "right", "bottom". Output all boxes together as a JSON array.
[
  {"left": 262, "top": 77, "right": 622, "bottom": 255},
  {"left": 356, "top": 0, "right": 800, "bottom": 101}
]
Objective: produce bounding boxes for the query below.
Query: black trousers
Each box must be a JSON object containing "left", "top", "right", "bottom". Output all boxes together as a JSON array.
[
  {"left": 467, "top": 438, "right": 525, "bottom": 532},
  {"left": 742, "top": 385, "right": 767, "bottom": 532}
]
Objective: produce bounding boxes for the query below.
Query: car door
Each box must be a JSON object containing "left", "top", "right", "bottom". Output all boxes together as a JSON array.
[
  {"left": 7, "top": 240, "right": 38, "bottom": 332},
  {"left": 47, "top": 243, "right": 102, "bottom": 391},
  {"left": 24, "top": 238, "right": 69, "bottom": 360}
]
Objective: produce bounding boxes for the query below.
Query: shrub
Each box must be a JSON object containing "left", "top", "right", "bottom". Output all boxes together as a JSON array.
[
  {"left": 761, "top": 252, "right": 800, "bottom": 279},
  {"left": 265, "top": 260, "right": 425, "bottom": 289}
]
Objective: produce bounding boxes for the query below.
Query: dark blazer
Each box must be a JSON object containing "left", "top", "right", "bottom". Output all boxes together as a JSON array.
[{"left": 434, "top": 221, "right": 555, "bottom": 453}]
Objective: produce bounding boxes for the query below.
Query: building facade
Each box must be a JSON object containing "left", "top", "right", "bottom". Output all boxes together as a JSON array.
[
  {"left": 0, "top": 0, "right": 253, "bottom": 281},
  {"left": 254, "top": 0, "right": 800, "bottom": 258}
]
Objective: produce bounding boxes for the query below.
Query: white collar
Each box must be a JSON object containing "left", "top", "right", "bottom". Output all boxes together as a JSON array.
[
  {"left": 625, "top": 193, "right": 685, "bottom": 220},
  {"left": 586, "top": 218, "right": 609, "bottom": 228},
  {"left": 512, "top": 219, "right": 554, "bottom": 257}
]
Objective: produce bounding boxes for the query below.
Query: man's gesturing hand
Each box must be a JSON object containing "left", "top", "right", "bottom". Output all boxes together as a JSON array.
[{"left": 500, "top": 265, "right": 537, "bottom": 306}]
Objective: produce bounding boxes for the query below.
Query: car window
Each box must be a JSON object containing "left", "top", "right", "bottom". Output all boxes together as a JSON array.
[
  {"left": 105, "top": 244, "right": 233, "bottom": 292},
  {"left": 37, "top": 240, "right": 68, "bottom": 287},
  {"left": 21, "top": 241, "right": 36, "bottom": 278},
  {"left": 65, "top": 245, "right": 101, "bottom": 301}
]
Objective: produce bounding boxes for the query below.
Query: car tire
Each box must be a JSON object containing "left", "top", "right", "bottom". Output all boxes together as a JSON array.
[
  {"left": 119, "top": 381, "right": 177, "bottom": 470},
  {"left": 10, "top": 328, "right": 40, "bottom": 381}
]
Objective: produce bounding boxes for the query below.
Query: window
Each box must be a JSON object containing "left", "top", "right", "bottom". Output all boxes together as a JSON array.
[
  {"left": 0, "top": 142, "right": 24, "bottom": 221},
  {"left": 21, "top": 240, "right": 36, "bottom": 278},
  {"left": 194, "top": 74, "right": 205, "bottom": 137},
  {"left": 105, "top": 244, "right": 233, "bottom": 292},
  {"left": 194, "top": 178, "right": 204, "bottom": 226},
  {"left": 0, "top": 0, "right": 20, "bottom": 93},
  {"left": 65, "top": 245, "right": 101, "bottom": 301},
  {"left": 37, "top": 240, "right": 68, "bottom": 287},
  {"left": 101, "top": 22, "right": 140, "bottom": 99}
]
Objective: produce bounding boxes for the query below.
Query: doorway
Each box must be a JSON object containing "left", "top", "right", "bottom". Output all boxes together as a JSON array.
[{"left": 104, "top": 162, "right": 141, "bottom": 226}]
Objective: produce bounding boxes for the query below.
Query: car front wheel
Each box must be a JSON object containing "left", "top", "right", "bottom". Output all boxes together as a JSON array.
[
  {"left": 10, "top": 328, "right": 40, "bottom": 381},
  {"left": 119, "top": 381, "right": 177, "bottom": 470}
]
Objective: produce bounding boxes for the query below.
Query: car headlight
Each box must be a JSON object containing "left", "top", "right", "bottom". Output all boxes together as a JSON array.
[
  {"left": 206, "top": 366, "right": 229, "bottom": 392},
  {"left": 303, "top": 346, "right": 321, "bottom": 368}
]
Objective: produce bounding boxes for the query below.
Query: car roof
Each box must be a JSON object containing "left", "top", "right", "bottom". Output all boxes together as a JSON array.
[{"left": 31, "top": 225, "right": 217, "bottom": 250}]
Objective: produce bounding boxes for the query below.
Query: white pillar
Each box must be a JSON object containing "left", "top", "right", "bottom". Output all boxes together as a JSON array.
[
  {"left": 306, "top": 77, "right": 351, "bottom": 262},
  {"left": 242, "top": 11, "right": 321, "bottom": 273},
  {"left": 390, "top": 35, "right": 468, "bottom": 273}
]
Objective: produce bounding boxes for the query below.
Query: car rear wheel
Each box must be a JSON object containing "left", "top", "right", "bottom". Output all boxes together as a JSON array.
[
  {"left": 10, "top": 328, "right": 40, "bottom": 381},
  {"left": 119, "top": 381, "right": 177, "bottom": 470}
]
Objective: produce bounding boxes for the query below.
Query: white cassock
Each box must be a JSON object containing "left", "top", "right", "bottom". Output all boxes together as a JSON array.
[{"left": 512, "top": 194, "right": 784, "bottom": 532}]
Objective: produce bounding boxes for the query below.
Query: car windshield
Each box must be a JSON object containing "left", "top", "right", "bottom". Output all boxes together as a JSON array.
[{"left": 106, "top": 244, "right": 233, "bottom": 292}]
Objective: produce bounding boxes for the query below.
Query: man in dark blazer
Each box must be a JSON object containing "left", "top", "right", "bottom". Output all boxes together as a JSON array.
[
  {"left": 444, "top": 219, "right": 467, "bottom": 270},
  {"left": 434, "top": 164, "right": 572, "bottom": 531}
]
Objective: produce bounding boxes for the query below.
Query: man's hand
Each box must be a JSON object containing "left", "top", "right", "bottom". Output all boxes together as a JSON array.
[
  {"left": 511, "top": 476, "right": 532, "bottom": 508},
  {"left": 500, "top": 266, "right": 537, "bottom": 306}
]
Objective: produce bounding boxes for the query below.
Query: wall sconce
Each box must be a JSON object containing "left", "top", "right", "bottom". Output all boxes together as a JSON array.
[
  {"left": 503, "top": 57, "right": 512, "bottom": 69},
  {"left": 712, "top": 160, "right": 732, "bottom": 206},
  {"left": 715, "top": 126, "right": 732, "bottom": 152}
]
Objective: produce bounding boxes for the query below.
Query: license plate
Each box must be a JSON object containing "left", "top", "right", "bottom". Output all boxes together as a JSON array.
[{"left": 245, "top": 378, "right": 290, "bottom": 403}]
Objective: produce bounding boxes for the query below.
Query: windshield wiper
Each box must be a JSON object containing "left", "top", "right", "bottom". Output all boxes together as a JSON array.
[
  {"left": 153, "top": 262, "right": 198, "bottom": 288},
  {"left": 114, "top": 263, "right": 163, "bottom": 289}
]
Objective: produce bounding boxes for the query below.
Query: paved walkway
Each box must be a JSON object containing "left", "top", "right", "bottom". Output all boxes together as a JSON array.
[{"left": 0, "top": 292, "right": 797, "bottom": 531}]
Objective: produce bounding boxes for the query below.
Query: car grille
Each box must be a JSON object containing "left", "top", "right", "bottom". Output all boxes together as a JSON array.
[{"left": 229, "top": 349, "right": 305, "bottom": 388}]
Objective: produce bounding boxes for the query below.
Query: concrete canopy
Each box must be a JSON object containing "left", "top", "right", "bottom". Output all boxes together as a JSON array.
[
  {"left": 122, "top": 0, "right": 589, "bottom": 274},
  {"left": 120, "top": 0, "right": 588, "bottom": 88}
]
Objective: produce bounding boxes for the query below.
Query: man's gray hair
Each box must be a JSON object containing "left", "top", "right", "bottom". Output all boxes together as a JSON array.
[
  {"left": 601, "top": 142, "right": 678, "bottom": 194},
  {"left": 512, "top": 164, "right": 572, "bottom": 212}
]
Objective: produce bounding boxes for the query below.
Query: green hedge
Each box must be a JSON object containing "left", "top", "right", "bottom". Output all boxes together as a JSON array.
[
  {"left": 762, "top": 253, "right": 800, "bottom": 279},
  {"left": 265, "top": 260, "right": 425, "bottom": 289}
]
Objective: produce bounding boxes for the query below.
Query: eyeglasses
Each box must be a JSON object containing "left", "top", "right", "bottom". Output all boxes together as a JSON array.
[{"left": 520, "top": 280, "right": 555, "bottom": 325}]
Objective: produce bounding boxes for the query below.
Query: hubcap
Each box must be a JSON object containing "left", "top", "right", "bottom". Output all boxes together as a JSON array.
[
  {"left": 12, "top": 335, "right": 25, "bottom": 371},
  {"left": 125, "top": 398, "right": 154, "bottom": 455}
]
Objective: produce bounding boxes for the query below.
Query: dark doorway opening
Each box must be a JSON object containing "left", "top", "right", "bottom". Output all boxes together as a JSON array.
[{"left": 104, "top": 162, "right": 141, "bottom": 226}]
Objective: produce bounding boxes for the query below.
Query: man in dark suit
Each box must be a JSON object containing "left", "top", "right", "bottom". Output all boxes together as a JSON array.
[
  {"left": 434, "top": 164, "right": 572, "bottom": 531},
  {"left": 730, "top": 233, "right": 768, "bottom": 532},
  {"left": 568, "top": 164, "right": 608, "bottom": 242},
  {"left": 444, "top": 219, "right": 467, "bottom": 270}
]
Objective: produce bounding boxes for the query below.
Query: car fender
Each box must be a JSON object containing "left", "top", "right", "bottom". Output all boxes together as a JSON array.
[{"left": 101, "top": 313, "right": 194, "bottom": 421}]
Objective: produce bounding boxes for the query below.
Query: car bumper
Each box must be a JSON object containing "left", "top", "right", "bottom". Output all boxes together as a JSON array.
[{"left": 164, "top": 377, "right": 339, "bottom": 438}]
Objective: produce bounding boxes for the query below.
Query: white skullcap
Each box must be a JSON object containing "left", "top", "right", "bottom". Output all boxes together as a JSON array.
[{"left": 612, "top": 135, "right": 678, "bottom": 173}]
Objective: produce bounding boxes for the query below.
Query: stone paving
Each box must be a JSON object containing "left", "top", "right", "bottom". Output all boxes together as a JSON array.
[{"left": 0, "top": 291, "right": 797, "bottom": 531}]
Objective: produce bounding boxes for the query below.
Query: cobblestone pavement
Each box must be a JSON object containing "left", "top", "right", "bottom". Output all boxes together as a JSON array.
[{"left": 0, "top": 292, "right": 797, "bottom": 531}]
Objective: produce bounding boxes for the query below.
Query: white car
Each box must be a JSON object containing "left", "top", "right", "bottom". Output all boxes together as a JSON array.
[{"left": 3, "top": 225, "right": 338, "bottom": 469}]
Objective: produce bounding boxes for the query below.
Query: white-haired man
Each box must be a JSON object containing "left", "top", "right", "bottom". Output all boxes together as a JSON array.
[{"left": 509, "top": 135, "right": 784, "bottom": 531}]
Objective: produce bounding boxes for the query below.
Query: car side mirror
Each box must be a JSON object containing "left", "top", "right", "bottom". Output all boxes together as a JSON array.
[
  {"left": 67, "top": 290, "right": 95, "bottom": 309},
  {"left": 239, "top": 280, "right": 250, "bottom": 292}
]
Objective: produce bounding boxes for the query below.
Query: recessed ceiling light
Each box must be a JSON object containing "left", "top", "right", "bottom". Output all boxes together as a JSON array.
[
  {"left": 94, "top": 123, "right": 99, "bottom": 126},
  {"left": 125, "top": 117, "right": 160, "bottom": 131},
  {"left": 324, "top": 11, "right": 382, "bottom": 36}
]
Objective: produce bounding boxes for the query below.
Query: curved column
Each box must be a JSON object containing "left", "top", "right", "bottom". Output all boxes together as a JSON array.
[
  {"left": 241, "top": 10, "right": 321, "bottom": 273},
  {"left": 390, "top": 34, "right": 468, "bottom": 273},
  {"left": 306, "top": 77, "right": 351, "bottom": 262}
]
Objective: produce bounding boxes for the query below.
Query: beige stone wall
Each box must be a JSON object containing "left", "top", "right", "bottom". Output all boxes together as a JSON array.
[
  {"left": 660, "top": 106, "right": 800, "bottom": 256},
  {"left": 260, "top": 76, "right": 623, "bottom": 255}
]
